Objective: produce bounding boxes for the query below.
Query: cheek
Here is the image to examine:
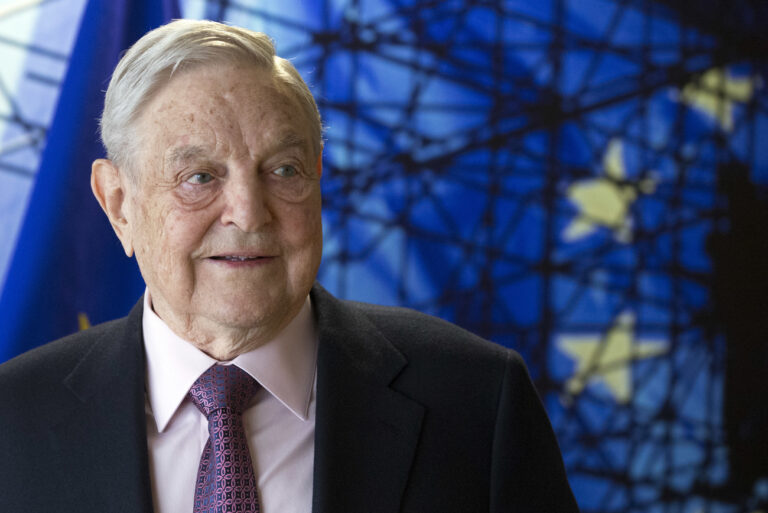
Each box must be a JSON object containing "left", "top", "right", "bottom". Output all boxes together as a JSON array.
[
  {"left": 131, "top": 200, "right": 167, "bottom": 260},
  {"left": 133, "top": 201, "right": 203, "bottom": 268},
  {"left": 284, "top": 202, "right": 323, "bottom": 288},
  {"left": 284, "top": 196, "right": 323, "bottom": 250},
  {"left": 164, "top": 212, "right": 207, "bottom": 249}
]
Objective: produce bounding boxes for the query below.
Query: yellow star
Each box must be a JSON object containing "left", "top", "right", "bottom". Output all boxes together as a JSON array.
[
  {"left": 680, "top": 67, "right": 756, "bottom": 132},
  {"left": 78, "top": 312, "right": 91, "bottom": 331},
  {"left": 563, "top": 139, "right": 657, "bottom": 243},
  {"left": 558, "top": 311, "right": 667, "bottom": 404}
]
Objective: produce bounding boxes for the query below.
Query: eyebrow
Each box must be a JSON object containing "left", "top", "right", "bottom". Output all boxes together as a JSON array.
[
  {"left": 165, "top": 145, "right": 208, "bottom": 167},
  {"left": 274, "top": 131, "right": 310, "bottom": 153},
  {"left": 163, "top": 132, "right": 310, "bottom": 167}
]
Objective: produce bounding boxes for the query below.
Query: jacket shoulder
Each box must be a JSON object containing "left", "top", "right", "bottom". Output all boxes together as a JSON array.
[
  {"left": 338, "top": 298, "right": 531, "bottom": 409},
  {"left": 0, "top": 316, "right": 131, "bottom": 408},
  {"left": 344, "top": 299, "right": 518, "bottom": 363}
]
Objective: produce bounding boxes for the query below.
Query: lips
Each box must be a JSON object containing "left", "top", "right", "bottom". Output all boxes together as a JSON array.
[{"left": 210, "top": 255, "right": 267, "bottom": 262}]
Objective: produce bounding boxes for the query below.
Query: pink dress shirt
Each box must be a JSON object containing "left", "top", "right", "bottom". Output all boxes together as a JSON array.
[{"left": 142, "top": 292, "right": 317, "bottom": 513}]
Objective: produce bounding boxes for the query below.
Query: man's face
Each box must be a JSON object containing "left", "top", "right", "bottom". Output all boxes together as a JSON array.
[{"left": 122, "top": 64, "right": 322, "bottom": 347}]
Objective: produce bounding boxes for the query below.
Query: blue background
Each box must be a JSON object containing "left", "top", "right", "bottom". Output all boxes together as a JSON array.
[{"left": 1, "top": 0, "right": 766, "bottom": 511}]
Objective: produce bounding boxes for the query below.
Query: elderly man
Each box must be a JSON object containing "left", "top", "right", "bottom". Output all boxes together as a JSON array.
[{"left": 0, "top": 19, "right": 578, "bottom": 513}]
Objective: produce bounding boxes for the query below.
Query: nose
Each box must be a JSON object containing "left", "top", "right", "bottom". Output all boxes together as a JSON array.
[{"left": 219, "top": 170, "right": 272, "bottom": 232}]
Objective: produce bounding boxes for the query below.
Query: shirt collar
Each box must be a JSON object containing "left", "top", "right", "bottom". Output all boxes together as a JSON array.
[{"left": 143, "top": 291, "right": 317, "bottom": 433}]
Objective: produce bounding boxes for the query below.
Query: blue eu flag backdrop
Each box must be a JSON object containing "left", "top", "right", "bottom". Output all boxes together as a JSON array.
[
  {"left": 0, "top": 0, "right": 180, "bottom": 362},
  {"left": 2, "top": 1, "right": 768, "bottom": 509}
]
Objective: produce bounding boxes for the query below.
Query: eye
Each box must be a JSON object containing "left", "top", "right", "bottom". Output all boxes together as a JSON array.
[
  {"left": 186, "top": 172, "right": 214, "bottom": 185},
  {"left": 272, "top": 165, "right": 299, "bottom": 178}
]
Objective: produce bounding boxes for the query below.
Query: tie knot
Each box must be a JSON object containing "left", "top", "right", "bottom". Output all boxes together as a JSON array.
[{"left": 188, "top": 364, "right": 258, "bottom": 418}]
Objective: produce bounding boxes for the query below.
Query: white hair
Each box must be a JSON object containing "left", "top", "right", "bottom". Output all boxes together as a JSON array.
[{"left": 99, "top": 19, "right": 323, "bottom": 174}]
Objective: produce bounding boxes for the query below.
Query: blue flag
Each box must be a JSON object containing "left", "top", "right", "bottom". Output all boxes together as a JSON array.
[{"left": 0, "top": 0, "right": 180, "bottom": 362}]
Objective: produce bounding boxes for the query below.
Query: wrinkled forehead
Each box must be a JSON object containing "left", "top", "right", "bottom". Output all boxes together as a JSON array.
[
  {"left": 134, "top": 63, "right": 313, "bottom": 166},
  {"left": 149, "top": 62, "right": 302, "bottom": 122}
]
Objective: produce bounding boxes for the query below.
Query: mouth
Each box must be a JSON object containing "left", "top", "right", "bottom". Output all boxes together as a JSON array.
[
  {"left": 206, "top": 250, "right": 277, "bottom": 266},
  {"left": 209, "top": 255, "right": 270, "bottom": 262}
]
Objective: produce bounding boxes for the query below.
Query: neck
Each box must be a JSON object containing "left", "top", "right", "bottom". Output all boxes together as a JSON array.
[{"left": 147, "top": 296, "right": 303, "bottom": 361}]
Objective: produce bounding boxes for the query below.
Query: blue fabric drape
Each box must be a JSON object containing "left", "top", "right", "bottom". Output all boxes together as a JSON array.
[{"left": 0, "top": 0, "right": 180, "bottom": 361}]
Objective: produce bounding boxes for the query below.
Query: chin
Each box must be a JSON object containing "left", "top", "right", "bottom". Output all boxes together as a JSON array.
[
  {"left": 211, "top": 305, "right": 271, "bottom": 328},
  {"left": 210, "top": 297, "right": 290, "bottom": 331},
  {"left": 202, "top": 278, "right": 311, "bottom": 329}
]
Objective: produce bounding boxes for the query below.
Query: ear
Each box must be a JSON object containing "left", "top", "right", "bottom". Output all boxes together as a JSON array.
[
  {"left": 91, "top": 158, "right": 134, "bottom": 257},
  {"left": 315, "top": 149, "right": 323, "bottom": 178}
]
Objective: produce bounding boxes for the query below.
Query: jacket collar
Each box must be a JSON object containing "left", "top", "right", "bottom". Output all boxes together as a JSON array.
[
  {"left": 52, "top": 284, "right": 425, "bottom": 513},
  {"left": 55, "top": 299, "right": 154, "bottom": 513},
  {"left": 311, "top": 283, "right": 425, "bottom": 513}
]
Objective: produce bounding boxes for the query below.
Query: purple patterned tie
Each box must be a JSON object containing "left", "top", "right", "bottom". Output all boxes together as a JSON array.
[{"left": 188, "top": 364, "right": 260, "bottom": 513}]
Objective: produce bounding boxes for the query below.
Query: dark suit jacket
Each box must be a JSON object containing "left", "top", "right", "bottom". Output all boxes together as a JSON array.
[{"left": 0, "top": 283, "right": 578, "bottom": 512}]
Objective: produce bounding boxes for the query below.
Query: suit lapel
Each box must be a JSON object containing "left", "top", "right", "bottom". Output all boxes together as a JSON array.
[
  {"left": 44, "top": 287, "right": 423, "bottom": 513},
  {"left": 49, "top": 300, "right": 154, "bottom": 513},
  {"left": 311, "top": 285, "right": 425, "bottom": 513}
]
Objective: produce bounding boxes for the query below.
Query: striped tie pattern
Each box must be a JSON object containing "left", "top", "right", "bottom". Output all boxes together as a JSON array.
[{"left": 188, "top": 364, "right": 260, "bottom": 513}]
